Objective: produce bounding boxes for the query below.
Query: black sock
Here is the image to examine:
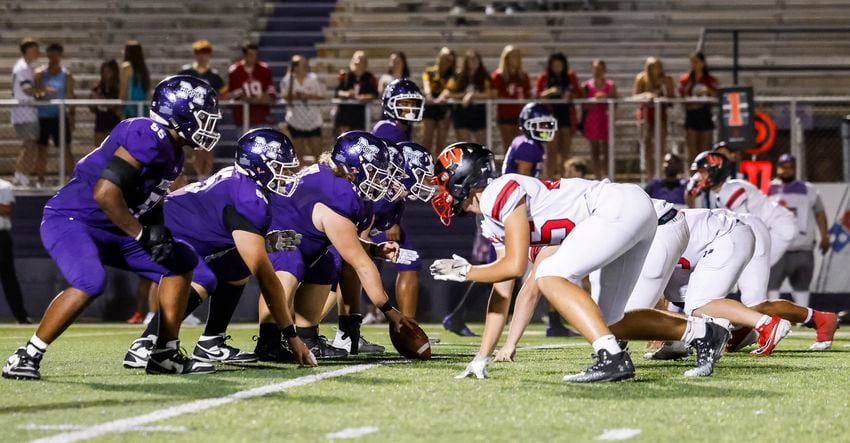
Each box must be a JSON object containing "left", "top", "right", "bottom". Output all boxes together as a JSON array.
[
  {"left": 549, "top": 311, "right": 565, "bottom": 328},
  {"left": 296, "top": 325, "right": 319, "bottom": 341},
  {"left": 152, "top": 288, "right": 204, "bottom": 347},
  {"left": 204, "top": 283, "right": 245, "bottom": 337},
  {"left": 338, "top": 315, "right": 350, "bottom": 332},
  {"left": 259, "top": 323, "right": 280, "bottom": 342}
]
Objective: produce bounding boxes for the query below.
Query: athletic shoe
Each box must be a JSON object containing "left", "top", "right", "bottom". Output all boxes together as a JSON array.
[
  {"left": 442, "top": 314, "right": 478, "bottom": 337},
  {"left": 685, "top": 323, "right": 730, "bottom": 377},
  {"left": 726, "top": 327, "right": 758, "bottom": 352},
  {"left": 303, "top": 335, "right": 348, "bottom": 359},
  {"left": 809, "top": 311, "right": 838, "bottom": 351},
  {"left": 252, "top": 335, "right": 295, "bottom": 363},
  {"left": 123, "top": 336, "right": 154, "bottom": 369},
  {"left": 182, "top": 313, "right": 202, "bottom": 326},
  {"left": 751, "top": 315, "right": 792, "bottom": 356},
  {"left": 193, "top": 335, "right": 258, "bottom": 364},
  {"left": 563, "top": 350, "right": 635, "bottom": 383},
  {"left": 126, "top": 311, "right": 144, "bottom": 324},
  {"left": 146, "top": 345, "right": 214, "bottom": 375},
  {"left": 332, "top": 329, "right": 385, "bottom": 354},
  {"left": 2, "top": 347, "right": 41, "bottom": 380},
  {"left": 644, "top": 341, "right": 691, "bottom": 360}
]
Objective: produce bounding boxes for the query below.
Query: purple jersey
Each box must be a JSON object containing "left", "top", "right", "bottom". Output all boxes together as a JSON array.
[
  {"left": 502, "top": 135, "right": 544, "bottom": 177},
  {"left": 270, "top": 164, "right": 367, "bottom": 261},
  {"left": 372, "top": 119, "right": 411, "bottom": 144},
  {"left": 164, "top": 167, "right": 271, "bottom": 258},
  {"left": 370, "top": 198, "right": 404, "bottom": 233},
  {"left": 44, "top": 117, "right": 184, "bottom": 228},
  {"left": 645, "top": 178, "right": 687, "bottom": 208}
]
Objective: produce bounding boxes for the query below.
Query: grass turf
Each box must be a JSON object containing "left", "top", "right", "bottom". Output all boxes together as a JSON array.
[{"left": 0, "top": 323, "right": 848, "bottom": 442}]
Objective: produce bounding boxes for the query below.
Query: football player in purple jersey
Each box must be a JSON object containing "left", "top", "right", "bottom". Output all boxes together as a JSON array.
[
  {"left": 372, "top": 78, "right": 424, "bottom": 145},
  {"left": 3, "top": 75, "right": 221, "bottom": 380},
  {"left": 122, "top": 128, "right": 316, "bottom": 370}
]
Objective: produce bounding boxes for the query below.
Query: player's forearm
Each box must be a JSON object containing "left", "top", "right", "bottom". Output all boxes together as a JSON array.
[
  {"left": 93, "top": 181, "right": 142, "bottom": 238},
  {"left": 477, "top": 280, "right": 515, "bottom": 358},
  {"left": 353, "top": 261, "right": 390, "bottom": 307},
  {"left": 816, "top": 211, "right": 829, "bottom": 239},
  {"left": 503, "top": 279, "right": 543, "bottom": 350}
]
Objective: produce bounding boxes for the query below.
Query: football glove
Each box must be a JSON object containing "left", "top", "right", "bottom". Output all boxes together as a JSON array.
[
  {"left": 394, "top": 248, "right": 419, "bottom": 265},
  {"left": 430, "top": 254, "right": 471, "bottom": 282},
  {"left": 455, "top": 355, "right": 492, "bottom": 380},
  {"left": 265, "top": 229, "right": 302, "bottom": 253},
  {"left": 138, "top": 225, "right": 174, "bottom": 263}
]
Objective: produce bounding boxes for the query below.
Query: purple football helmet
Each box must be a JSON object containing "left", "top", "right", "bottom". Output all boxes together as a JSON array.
[
  {"left": 149, "top": 75, "right": 221, "bottom": 151},
  {"left": 384, "top": 142, "right": 410, "bottom": 202},
  {"left": 519, "top": 102, "right": 557, "bottom": 143},
  {"left": 332, "top": 131, "right": 391, "bottom": 201},
  {"left": 382, "top": 78, "right": 424, "bottom": 122},
  {"left": 236, "top": 128, "right": 299, "bottom": 197},
  {"left": 398, "top": 141, "right": 436, "bottom": 202}
]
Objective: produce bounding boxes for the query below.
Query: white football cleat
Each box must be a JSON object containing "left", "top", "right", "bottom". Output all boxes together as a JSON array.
[{"left": 808, "top": 341, "right": 832, "bottom": 351}]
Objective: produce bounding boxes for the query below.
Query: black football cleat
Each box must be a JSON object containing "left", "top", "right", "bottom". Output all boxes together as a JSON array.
[
  {"left": 303, "top": 335, "right": 348, "bottom": 359},
  {"left": 442, "top": 314, "right": 478, "bottom": 337},
  {"left": 123, "top": 336, "right": 154, "bottom": 369},
  {"left": 563, "top": 350, "right": 635, "bottom": 383},
  {"left": 685, "top": 322, "right": 730, "bottom": 377},
  {"left": 2, "top": 347, "right": 42, "bottom": 380},
  {"left": 643, "top": 341, "right": 691, "bottom": 361},
  {"left": 193, "top": 335, "right": 258, "bottom": 364},
  {"left": 253, "top": 335, "right": 295, "bottom": 363},
  {"left": 145, "top": 345, "right": 214, "bottom": 375},
  {"left": 332, "top": 329, "right": 386, "bottom": 354}
]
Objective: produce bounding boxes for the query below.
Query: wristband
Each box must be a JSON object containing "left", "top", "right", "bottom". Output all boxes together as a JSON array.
[
  {"left": 281, "top": 325, "right": 297, "bottom": 339},
  {"left": 369, "top": 243, "right": 378, "bottom": 257},
  {"left": 379, "top": 302, "right": 395, "bottom": 313}
]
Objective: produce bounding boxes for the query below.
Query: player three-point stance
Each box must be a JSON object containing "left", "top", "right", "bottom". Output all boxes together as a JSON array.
[
  {"left": 690, "top": 151, "right": 838, "bottom": 350},
  {"left": 429, "top": 143, "right": 729, "bottom": 383},
  {"left": 122, "top": 128, "right": 315, "bottom": 369},
  {"left": 252, "top": 131, "right": 419, "bottom": 361},
  {"left": 3, "top": 76, "right": 221, "bottom": 380}
]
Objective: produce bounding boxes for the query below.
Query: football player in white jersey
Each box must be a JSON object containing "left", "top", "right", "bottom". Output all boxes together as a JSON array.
[
  {"left": 689, "top": 151, "right": 838, "bottom": 350},
  {"left": 429, "top": 143, "right": 729, "bottom": 383},
  {"left": 767, "top": 153, "right": 830, "bottom": 308}
]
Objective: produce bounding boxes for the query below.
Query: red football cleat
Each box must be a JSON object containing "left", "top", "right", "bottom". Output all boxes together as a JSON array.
[
  {"left": 725, "top": 327, "right": 757, "bottom": 352},
  {"left": 751, "top": 315, "right": 791, "bottom": 356},
  {"left": 126, "top": 311, "right": 144, "bottom": 325},
  {"left": 809, "top": 311, "right": 838, "bottom": 351}
]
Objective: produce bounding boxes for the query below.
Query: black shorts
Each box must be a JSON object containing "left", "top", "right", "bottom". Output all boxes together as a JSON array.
[
  {"left": 684, "top": 106, "right": 715, "bottom": 131},
  {"left": 38, "top": 117, "right": 72, "bottom": 147},
  {"left": 288, "top": 126, "right": 321, "bottom": 139},
  {"left": 423, "top": 103, "right": 450, "bottom": 121},
  {"left": 334, "top": 105, "right": 367, "bottom": 130},
  {"left": 452, "top": 104, "right": 487, "bottom": 131}
]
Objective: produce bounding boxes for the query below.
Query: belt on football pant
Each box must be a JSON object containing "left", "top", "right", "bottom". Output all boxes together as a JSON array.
[{"left": 658, "top": 208, "right": 678, "bottom": 226}]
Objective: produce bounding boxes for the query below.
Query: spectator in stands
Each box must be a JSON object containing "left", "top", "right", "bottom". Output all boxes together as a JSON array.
[
  {"left": 90, "top": 59, "right": 121, "bottom": 146},
  {"left": 334, "top": 50, "right": 378, "bottom": 133},
  {"left": 11, "top": 38, "right": 44, "bottom": 188},
  {"left": 536, "top": 52, "right": 582, "bottom": 178},
  {"left": 421, "top": 47, "right": 456, "bottom": 153},
  {"left": 281, "top": 55, "right": 326, "bottom": 163},
  {"left": 563, "top": 157, "right": 589, "bottom": 179},
  {"left": 119, "top": 40, "right": 150, "bottom": 118},
  {"left": 582, "top": 59, "right": 617, "bottom": 178},
  {"left": 492, "top": 45, "right": 531, "bottom": 153},
  {"left": 447, "top": 50, "right": 493, "bottom": 145},
  {"left": 633, "top": 56, "right": 675, "bottom": 179},
  {"left": 680, "top": 51, "right": 718, "bottom": 163},
  {"left": 228, "top": 42, "right": 276, "bottom": 130},
  {"left": 645, "top": 153, "right": 687, "bottom": 208},
  {"left": 0, "top": 178, "right": 29, "bottom": 323},
  {"left": 378, "top": 51, "right": 410, "bottom": 95},
  {"left": 180, "top": 40, "right": 226, "bottom": 179},
  {"left": 35, "top": 43, "right": 76, "bottom": 182}
]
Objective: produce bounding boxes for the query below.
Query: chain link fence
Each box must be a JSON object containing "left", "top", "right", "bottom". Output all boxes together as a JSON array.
[{"left": 1, "top": 96, "right": 847, "bottom": 192}]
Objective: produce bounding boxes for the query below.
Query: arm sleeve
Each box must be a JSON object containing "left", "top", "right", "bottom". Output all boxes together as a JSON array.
[{"left": 223, "top": 205, "right": 263, "bottom": 235}]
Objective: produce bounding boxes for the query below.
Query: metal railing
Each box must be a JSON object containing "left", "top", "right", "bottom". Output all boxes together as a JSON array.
[{"left": 1, "top": 96, "right": 848, "bottom": 191}]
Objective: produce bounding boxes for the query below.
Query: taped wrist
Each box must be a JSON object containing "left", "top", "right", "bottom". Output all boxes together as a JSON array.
[{"left": 379, "top": 302, "right": 395, "bottom": 313}]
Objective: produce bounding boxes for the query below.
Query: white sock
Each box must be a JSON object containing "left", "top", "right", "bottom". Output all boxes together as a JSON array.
[
  {"left": 199, "top": 334, "right": 223, "bottom": 341},
  {"left": 792, "top": 291, "right": 811, "bottom": 308},
  {"left": 26, "top": 334, "right": 48, "bottom": 357},
  {"left": 591, "top": 335, "right": 621, "bottom": 355},
  {"left": 681, "top": 317, "right": 707, "bottom": 343},
  {"left": 755, "top": 315, "right": 771, "bottom": 329},
  {"left": 767, "top": 290, "right": 781, "bottom": 300},
  {"left": 804, "top": 308, "right": 814, "bottom": 324}
]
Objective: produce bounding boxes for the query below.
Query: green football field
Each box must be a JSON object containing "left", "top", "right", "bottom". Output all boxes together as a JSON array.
[{"left": 1, "top": 323, "right": 848, "bottom": 442}]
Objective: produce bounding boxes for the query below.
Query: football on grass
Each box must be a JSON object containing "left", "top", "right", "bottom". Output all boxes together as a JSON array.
[{"left": 389, "top": 322, "right": 432, "bottom": 360}]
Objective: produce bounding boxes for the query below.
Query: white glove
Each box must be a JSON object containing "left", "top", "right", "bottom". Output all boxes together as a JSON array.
[
  {"left": 394, "top": 248, "right": 419, "bottom": 265},
  {"left": 265, "top": 230, "right": 302, "bottom": 253},
  {"left": 455, "top": 355, "right": 492, "bottom": 380},
  {"left": 430, "top": 254, "right": 471, "bottom": 282}
]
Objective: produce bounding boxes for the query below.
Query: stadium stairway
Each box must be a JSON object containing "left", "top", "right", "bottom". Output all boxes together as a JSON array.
[{"left": 255, "top": 1, "right": 337, "bottom": 80}]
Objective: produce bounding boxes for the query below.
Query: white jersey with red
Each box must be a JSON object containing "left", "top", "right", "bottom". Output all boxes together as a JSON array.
[
  {"left": 715, "top": 179, "right": 795, "bottom": 264},
  {"left": 479, "top": 174, "right": 606, "bottom": 250}
]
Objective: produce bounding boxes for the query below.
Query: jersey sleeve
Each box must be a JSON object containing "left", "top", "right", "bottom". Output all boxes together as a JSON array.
[
  {"left": 512, "top": 140, "right": 543, "bottom": 164},
  {"left": 720, "top": 182, "right": 748, "bottom": 212},
  {"left": 120, "top": 119, "right": 169, "bottom": 166},
  {"left": 325, "top": 179, "right": 363, "bottom": 223},
  {"left": 480, "top": 217, "right": 505, "bottom": 250},
  {"left": 233, "top": 179, "right": 272, "bottom": 233},
  {"left": 479, "top": 175, "right": 527, "bottom": 224}
]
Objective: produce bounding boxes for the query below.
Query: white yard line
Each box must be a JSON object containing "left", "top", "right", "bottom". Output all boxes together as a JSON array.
[
  {"left": 596, "top": 428, "right": 642, "bottom": 440},
  {"left": 20, "top": 424, "right": 187, "bottom": 433},
  {"left": 517, "top": 342, "right": 589, "bottom": 351},
  {"left": 0, "top": 332, "right": 139, "bottom": 341},
  {"left": 326, "top": 426, "right": 379, "bottom": 440},
  {"left": 31, "top": 364, "right": 379, "bottom": 443}
]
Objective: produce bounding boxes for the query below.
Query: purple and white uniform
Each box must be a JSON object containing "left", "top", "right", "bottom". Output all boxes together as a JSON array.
[
  {"left": 165, "top": 167, "right": 272, "bottom": 293},
  {"left": 502, "top": 134, "right": 544, "bottom": 177},
  {"left": 41, "top": 117, "right": 196, "bottom": 296},
  {"left": 372, "top": 119, "right": 410, "bottom": 145}
]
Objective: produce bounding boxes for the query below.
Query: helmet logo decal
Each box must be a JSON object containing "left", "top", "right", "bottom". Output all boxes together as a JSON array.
[
  {"left": 251, "top": 136, "right": 282, "bottom": 157},
  {"left": 438, "top": 147, "right": 463, "bottom": 167},
  {"left": 171, "top": 80, "right": 208, "bottom": 106},
  {"left": 404, "top": 145, "right": 426, "bottom": 164},
  {"left": 353, "top": 136, "right": 381, "bottom": 161}
]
